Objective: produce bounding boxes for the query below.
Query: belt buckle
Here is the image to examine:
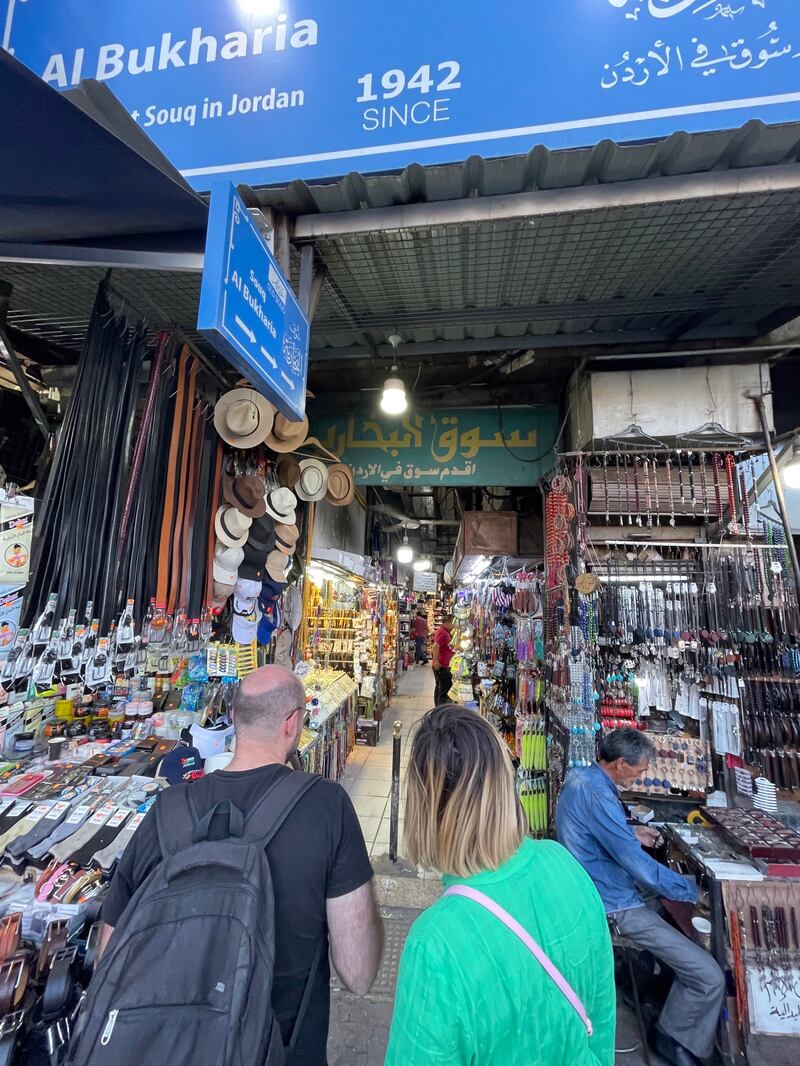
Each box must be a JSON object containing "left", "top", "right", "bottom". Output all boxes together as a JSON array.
[
  {"left": 0, "top": 1010, "right": 24, "bottom": 1037},
  {"left": 49, "top": 946, "right": 78, "bottom": 972},
  {"left": 46, "top": 1017, "right": 70, "bottom": 1054}
]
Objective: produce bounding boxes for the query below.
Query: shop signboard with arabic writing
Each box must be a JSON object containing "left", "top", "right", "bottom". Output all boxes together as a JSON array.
[
  {"left": 315, "top": 407, "right": 559, "bottom": 486},
  {"left": 3, "top": 2, "right": 800, "bottom": 190}
]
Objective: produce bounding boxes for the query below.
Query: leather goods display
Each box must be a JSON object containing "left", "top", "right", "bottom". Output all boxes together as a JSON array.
[{"left": 23, "top": 282, "right": 149, "bottom": 632}]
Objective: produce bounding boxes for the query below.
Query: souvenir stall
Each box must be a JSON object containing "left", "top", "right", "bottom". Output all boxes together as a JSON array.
[
  {"left": 451, "top": 565, "right": 548, "bottom": 838},
  {"left": 540, "top": 391, "right": 800, "bottom": 1058}
]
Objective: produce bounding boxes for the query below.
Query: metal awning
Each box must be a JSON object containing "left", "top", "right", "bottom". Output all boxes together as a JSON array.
[
  {"left": 3, "top": 120, "right": 800, "bottom": 376},
  {"left": 0, "top": 51, "right": 207, "bottom": 247}
]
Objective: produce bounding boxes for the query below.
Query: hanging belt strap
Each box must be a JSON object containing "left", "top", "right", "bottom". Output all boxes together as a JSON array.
[{"left": 443, "top": 885, "right": 593, "bottom": 1037}]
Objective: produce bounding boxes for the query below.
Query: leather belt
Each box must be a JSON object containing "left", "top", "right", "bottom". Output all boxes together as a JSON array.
[
  {"left": 0, "top": 1010, "right": 25, "bottom": 1066},
  {"left": 35, "top": 863, "right": 71, "bottom": 903},
  {"left": 0, "top": 958, "right": 28, "bottom": 1016},
  {"left": 81, "top": 923, "right": 103, "bottom": 986},
  {"left": 157, "top": 345, "right": 191, "bottom": 607},
  {"left": 205, "top": 439, "right": 224, "bottom": 607},
  {"left": 42, "top": 948, "right": 78, "bottom": 1023},
  {"left": 0, "top": 917, "right": 20, "bottom": 965},
  {"left": 168, "top": 356, "right": 199, "bottom": 611},
  {"left": 36, "top": 921, "right": 68, "bottom": 981}
]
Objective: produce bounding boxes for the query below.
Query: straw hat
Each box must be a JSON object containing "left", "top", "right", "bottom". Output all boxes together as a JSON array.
[
  {"left": 276, "top": 455, "right": 302, "bottom": 489},
  {"left": 275, "top": 523, "right": 300, "bottom": 555},
  {"left": 214, "top": 544, "right": 245, "bottom": 571},
  {"left": 214, "top": 506, "right": 252, "bottom": 548},
  {"left": 326, "top": 464, "right": 356, "bottom": 507},
  {"left": 264, "top": 413, "right": 309, "bottom": 453},
  {"left": 214, "top": 389, "right": 275, "bottom": 449},
  {"left": 264, "top": 487, "right": 297, "bottom": 525},
  {"left": 295, "top": 458, "right": 328, "bottom": 503},
  {"left": 222, "top": 473, "right": 267, "bottom": 518},
  {"left": 266, "top": 550, "right": 292, "bottom": 582}
]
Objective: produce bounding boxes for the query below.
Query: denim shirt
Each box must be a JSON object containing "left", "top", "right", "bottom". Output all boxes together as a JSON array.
[{"left": 555, "top": 764, "right": 698, "bottom": 914}]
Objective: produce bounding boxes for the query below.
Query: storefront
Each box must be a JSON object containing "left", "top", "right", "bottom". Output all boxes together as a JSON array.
[{"left": 1, "top": 1, "right": 800, "bottom": 1061}]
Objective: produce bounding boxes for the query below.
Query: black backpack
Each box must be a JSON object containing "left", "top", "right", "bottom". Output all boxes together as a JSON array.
[{"left": 67, "top": 772, "right": 321, "bottom": 1066}]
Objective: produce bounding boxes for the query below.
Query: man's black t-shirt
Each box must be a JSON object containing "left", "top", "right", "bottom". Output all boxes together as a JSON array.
[{"left": 101, "top": 764, "right": 373, "bottom": 1065}]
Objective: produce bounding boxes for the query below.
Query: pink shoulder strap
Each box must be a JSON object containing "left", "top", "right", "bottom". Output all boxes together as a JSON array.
[{"left": 443, "top": 884, "right": 593, "bottom": 1037}]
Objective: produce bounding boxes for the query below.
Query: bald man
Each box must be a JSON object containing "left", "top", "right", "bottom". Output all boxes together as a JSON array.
[{"left": 98, "top": 666, "right": 383, "bottom": 1065}]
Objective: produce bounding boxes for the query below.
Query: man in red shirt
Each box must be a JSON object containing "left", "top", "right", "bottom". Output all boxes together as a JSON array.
[
  {"left": 413, "top": 609, "right": 429, "bottom": 663},
  {"left": 432, "top": 614, "right": 455, "bottom": 705}
]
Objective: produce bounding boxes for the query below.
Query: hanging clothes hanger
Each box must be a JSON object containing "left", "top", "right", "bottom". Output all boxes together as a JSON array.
[
  {"left": 679, "top": 422, "right": 752, "bottom": 448},
  {"left": 606, "top": 423, "right": 666, "bottom": 449}
]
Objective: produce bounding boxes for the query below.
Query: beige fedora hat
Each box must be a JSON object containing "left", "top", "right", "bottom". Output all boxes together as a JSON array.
[
  {"left": 214, "top": 506, "right": 252, "bottom": 548},
  {"left": 214, "top": 389, "right": 275, "bottom": 449},
  {"left": 326, "top": 464, "right": 356, "bottom": 507},
  {"left": 264, "top": 413, "right": 309, "bottom": 453}
]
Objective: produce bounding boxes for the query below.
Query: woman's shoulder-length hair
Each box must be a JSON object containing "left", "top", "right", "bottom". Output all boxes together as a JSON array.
[{"left": 404, "top": 703, "right": 526, "bottom": 878}]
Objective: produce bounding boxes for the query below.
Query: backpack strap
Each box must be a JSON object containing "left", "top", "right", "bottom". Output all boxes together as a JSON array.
[
  {"left": 155, "top": 784, "right": 197, "bottom": 857},
  {"left": 243, "top": 770, "right": 320, "bottom": 846},
  {"left": 443, "top": 885, "right": 593, "bottom": 1038}
]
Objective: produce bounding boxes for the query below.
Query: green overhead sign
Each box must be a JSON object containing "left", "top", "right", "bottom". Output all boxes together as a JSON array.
[{"left": 315, "top": 407, "right": 558, "bottom": 486}]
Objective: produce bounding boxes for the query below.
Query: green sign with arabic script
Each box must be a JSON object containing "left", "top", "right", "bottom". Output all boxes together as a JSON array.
[{"left": 315, "top": 406, "right": 558, "bottom": 486}]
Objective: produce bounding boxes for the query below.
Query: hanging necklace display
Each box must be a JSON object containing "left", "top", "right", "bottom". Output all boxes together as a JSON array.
[
  {"left": 712, "top": 453, "right": 724, "bottom": 523},
  {"left": 665, "top": 456, "right": 676, "bottom": 527},
  {"left": 624, "top": 453, "right": 633, "bottom": 526},
  {"left": 740, "top": 468, "right": 751, "bottom": 540},
  {"left": 614, "top": 452, "right": 624, "bottom": 527},
  {"left": 633, "top": 456, "right": 642, "bottom": 526},
  {"left": 643, "top": 457, "right": 653, "bottom": 528},
  {"left": 699, "top": 451, "right": 710, "bottom": 519},
  {"left": 602, "top": 452, "right": 610, "bottom": 526},
  {"left": 676, "top": 450, "right": 685, "bottom": 508},
  {"left": 687, "top": 450, "right": 697, "bottom": 511},
  {"left": 725, "top": 453, "right": 739, "bottom": 534}
]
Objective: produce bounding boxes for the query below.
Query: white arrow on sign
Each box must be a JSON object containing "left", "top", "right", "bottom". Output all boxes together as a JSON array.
[
  {"left": 234, "top": 316, "right": 256, "bottom": 344},
  {"left": 260, "top": 346, "right": 278, "bottom": 370},
  {"left": 280, "top": 371, "right": 296, "bottom": 391}
]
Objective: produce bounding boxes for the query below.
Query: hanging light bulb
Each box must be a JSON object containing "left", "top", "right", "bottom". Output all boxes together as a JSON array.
[
  {"left": 380, "top": 365, "right": 407, "bottom": 415},
  {"left": 413, "top": 559, "right": 432, "bottom": 572},
  {"left": 396, "top": 532, "right": 413, "bottom": 565},
  {"left": 783, "top": 437, "right": 800, "bottom": 490}
]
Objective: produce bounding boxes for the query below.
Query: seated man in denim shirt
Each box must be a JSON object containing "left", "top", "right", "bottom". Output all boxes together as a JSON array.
[{"left": 556, "top": 729, "right": 724, "bottom": 1066}]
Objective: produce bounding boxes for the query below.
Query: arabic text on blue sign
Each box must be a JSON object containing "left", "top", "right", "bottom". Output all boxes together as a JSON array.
[
  {"left": 315, "top": 407, "right": 559, "bottom": 487},
  {"left": 198, "top": 182, "right": 309, "bottom": 422},
  {"left": 4, "top": 1, "right": 800, "bottom": 190}
]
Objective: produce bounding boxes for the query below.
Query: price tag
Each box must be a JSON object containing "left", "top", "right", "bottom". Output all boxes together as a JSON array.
[
  {"left": 89, "top": 804, "right": 114, "bottom": 826},
  {"left": 45, "top": 801, "right": 70, "bottom": 821},
  {"left": 107, "top": 809, "right": 129, "bottom": 829},
  {"left": 126, "top": 812, "right": 147, "bottom": 831},
  {"left": 0, "top": 799, "right": 14, "bottom": 817},
  {"left": 9, "top": 802, "right": 30, "bottom": 817},
  {"left": 30, "top": 805, "right": 51, "bottom": 821},
  {"left": 67, "top": 805, "right": 90, "bottom": 825}
]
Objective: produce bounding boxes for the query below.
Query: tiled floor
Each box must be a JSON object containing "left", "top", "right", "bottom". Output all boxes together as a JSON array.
[{"left": 341, "top": 663, "right": 433, "bottom": 858}]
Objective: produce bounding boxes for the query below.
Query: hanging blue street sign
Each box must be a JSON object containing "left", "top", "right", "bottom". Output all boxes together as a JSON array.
[
  {"left": 4, "top": 2, "right": 800, "bottom": 191},
  {"left": 198, "top": 182, "right": 309, "bottom": 421}
]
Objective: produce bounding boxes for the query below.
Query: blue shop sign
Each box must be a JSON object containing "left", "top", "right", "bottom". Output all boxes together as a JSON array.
[
  {"left": 4, "top": 2, "right": 800, "bottom": 191},
  {"left": 198, "top": 183, "right": 309, "bottom": 422}
]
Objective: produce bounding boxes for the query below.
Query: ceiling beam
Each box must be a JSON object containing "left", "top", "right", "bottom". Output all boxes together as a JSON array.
[
  {"left": 294, "top": 164, "right": 800, "bottom": 240},
  {"left": 0, "top": 242, "right": 203, "bottom": 272}
]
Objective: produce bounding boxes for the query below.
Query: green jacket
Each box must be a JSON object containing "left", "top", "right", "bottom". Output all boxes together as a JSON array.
[{"left": 385, "top": 838, "right": 616, "bottom": 1066}]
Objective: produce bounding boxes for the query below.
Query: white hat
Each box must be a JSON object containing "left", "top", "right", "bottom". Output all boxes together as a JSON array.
[
  {"left": 190, "top": 722, "right": 235, "bottom": 759},
  {"left": 214, "top": 544, "right": 244, "bottom": 571},
  {"left": 213, "top": 560, "right": 238, "bottom": 586},
  {"left": 212, "top": 580, "right": 235, "bottom": 605},
  {"left": 215, "top": 506, "right": 252, "bottom": 548},
  {"left": 295, "top": 458, "right": 328, "bottom": 503},
  {"left": 264, "top": 487, "right": 297, "bottom": 525},
  {"left": 214, "top": 388, "right": 275, "bottom": 449},
  {"left": 234, "top": 577, "right": 262, "bottom": 600}
]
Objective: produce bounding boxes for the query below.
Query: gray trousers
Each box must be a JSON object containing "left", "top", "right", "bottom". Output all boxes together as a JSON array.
[{"left": 614, "top": 904, "right": 724, "bottom": 1060}]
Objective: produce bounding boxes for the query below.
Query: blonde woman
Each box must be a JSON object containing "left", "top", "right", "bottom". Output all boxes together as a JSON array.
[{"left": 384, "top": 705, "right": 615, "bottom": 1066}]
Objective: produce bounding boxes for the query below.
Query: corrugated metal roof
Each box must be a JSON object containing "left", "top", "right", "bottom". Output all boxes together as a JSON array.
[
  {"left": 252, "top": 119, "right": 800, "bottom": 214},
  {"left": 4, "top": 122, "right": 800, "bottom": 367}
]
